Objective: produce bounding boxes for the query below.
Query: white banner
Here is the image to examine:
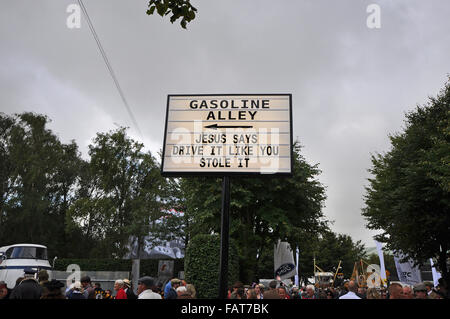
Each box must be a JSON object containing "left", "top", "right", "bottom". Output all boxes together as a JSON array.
[
  {"left": 375, "top": 241, "right": 387, "bottom": 283},
  {"left": 430, "top": 258, "right": 442, "bottom": 287},
  {"left": 393, "top": 253, "right": 422, "bottom": 286},
  {"left": 274, "top": 240, "right": 296, "bottom": 280}
]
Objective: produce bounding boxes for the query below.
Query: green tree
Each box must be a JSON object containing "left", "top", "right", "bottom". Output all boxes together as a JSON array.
[
  {"left": 362, "top": 79, "right": 450, "bottom": 287},
  {"left": 66, "top": 127, "right": 167, "bottom": 258},
  {"left": 180, "top": 143, "right": 329, "bottom": 283},
  {"left": 0, "top": 112, "right": 83, "bottom": 257}
]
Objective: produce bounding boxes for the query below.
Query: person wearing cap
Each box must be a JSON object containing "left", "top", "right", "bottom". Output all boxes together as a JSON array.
[
  {"left": 9, "top": 268, "right": 43, "bottom": 299},
  {"left": 137, "top": 277, "right": 162, "bottom": 299},
  {"left": 165, "top": 278, "right": 181, "bottom": 299},
  {"left": 414, "top": 283, "right": 429, "bottom": 299},
  {"left": 123, "top": 278, "right": 137, "bottom": 299}
]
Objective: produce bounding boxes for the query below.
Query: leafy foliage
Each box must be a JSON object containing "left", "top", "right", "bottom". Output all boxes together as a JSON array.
[
  {"left": 180, "top": 143, "right": 329, "bottom": 283},
  {"left": 184, "top": 234, "right": 239, "bottom": 298},
  {"left": 362, "top": 79, "right": 450, "bottom": 285},
  {"left": 147, "top": 0, "right": 197, "bottom": 29}
]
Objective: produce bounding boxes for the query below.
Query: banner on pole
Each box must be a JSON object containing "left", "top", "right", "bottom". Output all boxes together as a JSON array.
[
  {"left": 375, "top": 240, "right": 387, "bottom": 284},
  {"left": 274, "top": 240, "right": 296, "bottom": 280},
  {"left": 393, "top": 253, "right": 422, "bottom": 286}
]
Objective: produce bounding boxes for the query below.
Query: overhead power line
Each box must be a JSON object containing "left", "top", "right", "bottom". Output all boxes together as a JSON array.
[{"left": 77, "top": 0, "right": 143, "bottom": 137}]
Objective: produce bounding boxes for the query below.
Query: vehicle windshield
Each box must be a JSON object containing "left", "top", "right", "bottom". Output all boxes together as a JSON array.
[{"left": 5, "top": 246, "right": 48, "bottom": 260}]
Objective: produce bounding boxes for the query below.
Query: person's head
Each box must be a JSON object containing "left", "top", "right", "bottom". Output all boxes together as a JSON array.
[
  {"left": 366, "top": 288, "right": 381, "bottom": 299},
  {"left": 232, "top": 281, "right": 243, "bottom": 292},
  {"left": 306, "top": 285, "right": 315, "bottom": 297},
  {"left": 269, "top": 280, "right": 277, "bottom": 290},
  {"left": 41, "top": 280, "right": 65, "bottom": 299},
  {"left": 94, "top": 282, "right": 102, "bottom": 289},
  {"left": 246, "top": 288, "right": 257, "bottom": 299},
  {"left": 277, "top": 287, "right": 287, "bottom": 299},
  {"left": 424, "top": 282, "right": 433, "bottom": 292},
  {"left": 72, "top": 281, "right": 83, "bottom": 292},
  {"left": 389, "top": 283, "right": 403, "bottom": 299},
  {"left": 402, "top": 286, "right": 413, "bottom": 299},
  {"left": 123, "top": 279, "right": 131, "bottom": 289},
  {"left": 176, "top": 285, "right": 187, "bottom": 296},
  {"left": 137, "top": 276, "right": 154, "bottom": 295},
  {"left": 114, "top": 279, "right": 124, "bottom": 291},
  {"left": 38, "top": 270, "right": 49, "bottom": 282},
  {"left": 326, "top": 289, "right": 334, "bottom": 299},
  {"left": 171, "top": 278, "right": 182, "bottom": 289},
  {"left": 414, "top": 283, "right": 428, "bottom": 299},
  {"left": 347, "top": 281, "right": 358, "bottom": 293},
  {"left": 185, "top": 284, "right": 196, "bottom": 298},
  {"left": 80, "top": 276, "right": 91, "bottom": 288}
]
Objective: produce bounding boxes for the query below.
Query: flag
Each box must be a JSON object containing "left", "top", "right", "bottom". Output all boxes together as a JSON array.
[
  {"left": 430, "top": 258, "right": 442, "bottom": 287},
  {"left": 294, "top": 247, "right": 299, "bottom": 286},
  {"left": 274, "top": 240, "right": 296, "bottom": 280},
  {"left": 393, "top": 252, "right": 422, "bottom": 285},
  {"left": 375, "top": 240, "right": 387, "bottom": 285}
]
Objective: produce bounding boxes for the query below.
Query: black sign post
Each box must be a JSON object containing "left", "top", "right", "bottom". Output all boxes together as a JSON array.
[{"left": 218, "top": 176, "right": 230, "bottom": 299}]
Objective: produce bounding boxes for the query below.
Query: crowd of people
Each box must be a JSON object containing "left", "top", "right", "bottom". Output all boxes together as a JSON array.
[
  {"left": 227, "top": 278, "right": 449, "bottom": 300},
  {"left": 0, "top": 268, "right": 448, "bottom": 300}
]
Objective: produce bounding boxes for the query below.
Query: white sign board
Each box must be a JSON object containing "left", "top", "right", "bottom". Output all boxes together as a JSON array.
[{"left": 161, "top": 94, "right": 293, "bottom": 176}]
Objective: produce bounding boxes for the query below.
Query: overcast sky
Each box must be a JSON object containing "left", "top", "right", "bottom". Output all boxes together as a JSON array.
[{"left": 1, "top": 0, "right": 449, "bottom": 248}]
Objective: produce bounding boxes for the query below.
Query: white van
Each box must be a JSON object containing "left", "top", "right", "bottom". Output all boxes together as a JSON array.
[{"left": 0, "top": 243, "right": 52, "bottom": 289}]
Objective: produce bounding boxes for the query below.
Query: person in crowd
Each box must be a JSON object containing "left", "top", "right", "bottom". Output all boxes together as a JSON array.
[
  {"left": 0, "top": 281, "right": 12, "bottom": 300},
  {"left": 38, "top": 270, "right": 49, "bottom": 286},
  {"left": 424, "top": 282, "right": 438, "bottom": 299},
  {"left": 402, "top": 285, "right": 414, "bottom": 299},
  {"left": 176, "top": 285, "right": 192, "bottom": 299},
  {"left": 93, "top": 282, "right": 105, "bottom": 299},
  {"left": 338, "top": 281, "right": 361, "bottom": 299},
  {"left": 114, "top": 279, "right": 127, "bottom": 299},
  {"left": 165, "top": 278, "right": 181, "bottom": 299},
  {"left": 246, "top": 288, "right": 257, "bottom": 299},
  {"left": 278, "top": 286, "right": 290, "bottom": 299},
  {"left": 291, "top": 286, "right": 301, "bottom": 299},
  {"left": 263, "top": 280, "right": 281, "bottom": 299},
  {"left": 413, "top": 283, "right": 428, "bottom": 299},
  {"left": 302, "top": 285, "right": 317, "bottom": 299},
  {"left": 338, "top": 281, "right": 349, "bottom": 298},
  {"left": 436, "top": 278, "right": 448, "bottom": 298},
  {"left": 379, "top": 287, "right": 387, "bottom": 299},
  {"left": 185, "top": 284, "right": 196, "bottom": 299},
  {"left": 9, "top": 268, "right": 42, "bottom": 299},
  {"left": 66, "top": 281, "right": 86, "bottom": 299},
  {"left": 230, "top": 287, "right": 245, "bottom": 299},
  {"left": 123, "top": 279, "right": 137, "bottom": 300},
  {"left": 357, "top": 287, "right": 367, "bottom": 299},
  {"left": 163, "top": 279, "right": 172, "bottom": 299},
  {"left": 137, "top": 276, "right": 162, "bottom": 299},
  {"left": 255, "top": 283, "right": 264, "bottom": 299},
  {"left": 326, "top": 289, "right": 335, "bottom": 299},
  {"left": 229, "top": 281, "right": 244, "bottom": 299},
  {"left": 41, "top": 280, "right": 65, "bottom": 299},
  {"left": 80, "top": 276, "right": 95, "bottom": 299},
  {"left": 388, "top": 282, "right": 403, "bottom": 299},
  {"left": 366, "top": 288, "right": 381, "bottom": 299},
  {"left": 103, "top": 289, "right": 113, "bottom": 299}
]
